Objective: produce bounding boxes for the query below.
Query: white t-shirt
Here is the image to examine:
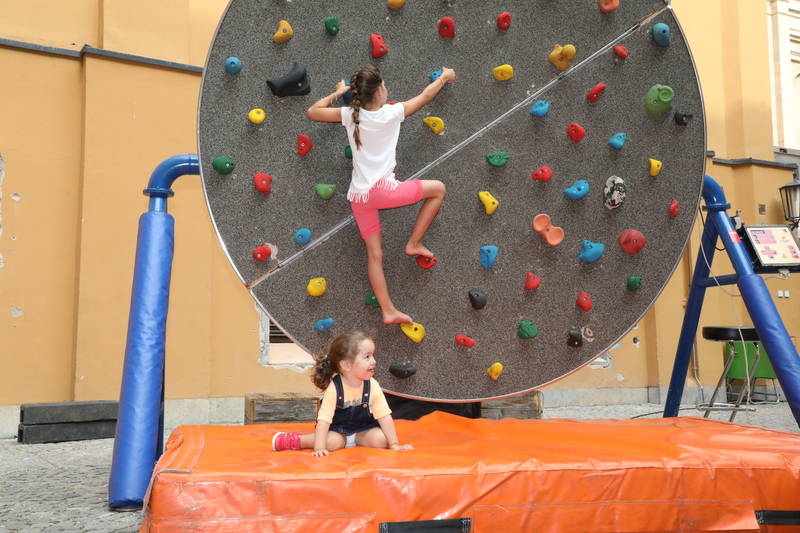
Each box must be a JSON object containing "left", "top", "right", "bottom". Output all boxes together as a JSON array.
[{"left": 341, "top": 103, "right": 405, "bottom": 202}]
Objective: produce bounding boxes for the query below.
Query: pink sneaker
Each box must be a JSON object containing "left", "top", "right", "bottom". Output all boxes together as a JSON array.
[{"left": 272, "top": 431, "right": 301, "bottom": 451}]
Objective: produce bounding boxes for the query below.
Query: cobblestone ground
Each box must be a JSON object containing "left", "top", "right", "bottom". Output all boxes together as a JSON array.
[{"left": 0, "top": 403, "right": 797, "bottom": 532}]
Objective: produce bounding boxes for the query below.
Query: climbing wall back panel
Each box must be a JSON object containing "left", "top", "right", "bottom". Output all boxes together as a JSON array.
[{"left": 198, "top": 0, "right": 705, "bottom": 400}]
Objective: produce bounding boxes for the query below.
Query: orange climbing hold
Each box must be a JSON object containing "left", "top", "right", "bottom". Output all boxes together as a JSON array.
[
  {"left": 599, "top": 0, "right": 620, "bottom": 13},
  {"left": 273, "top": 20, "right": 293, "bottom": 43},
  {"left": 387, "top": 0, "right": 406, "bottom": 8},
  {"left": 533, "top": 214, "right": 565, "bottom": 246},
  {"left": 371, "top": 34, "right": 388, "bottom": 58}
]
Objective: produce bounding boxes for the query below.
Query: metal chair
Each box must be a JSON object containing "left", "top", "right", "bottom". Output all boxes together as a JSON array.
[
  {"left": 698, "top": 327, "right": 760, "bottom": 421},
  {"left": 724, "top": 341, "right": 780, "bottom": 404}
]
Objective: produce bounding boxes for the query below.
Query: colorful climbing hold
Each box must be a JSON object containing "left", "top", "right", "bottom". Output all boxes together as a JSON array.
[
  {"left": 532, "top": 166, "right": 553, "bottom": 182},
  {"left": 342, "top": 80, "right": 352, "bottom": 105},
  {"left": 567, "top": 328, "right": 584, "bottom": 347},
  {"left": 325, "top": 16, "right": 339, "bottom": 36},
  {"left": 416, "top": 256, "right": 438, "bottom": 269},
  {"left": 307, "top": 277, "right": 327, "bottom": 296},
  {"left": 455, "top": 334, "right": 476, "bottom": 348},
  {"left": 252, "top": 245, "right": 272, "bottom": 262},
  {"left": 267, "top": 62, "right": 311, "bottom": 97},
  {"left": 497, "top": 12, "right": 512, "bottom": 30},
  {"left": 315, "top": 318, "right": 334, "bottom": 332},
  {"left": 273, "top": 20, "right": 293, "bottom": 43},
  {"left": 294, "top": 228, "right": 312, "bottom": 245},
  {"left": 567, "top": 123, "right": 586, "bottom": 143},
  {"left": 563, "top": 180, "right": 590, "bottom": 200},
  {"left": 478, "top": 191, "right": 499, "bottom": 214},
  {"left": 619, "top": 229, "right": 646, "bottom": 254},
  {"left": 344, "top": 144, "right": 352, "bottom": 159},
  {"left": 370, "top": 34, "right": 388, "bottom": 59},
  {"left": 649, "top": 158, "right": 663, "bottom": 176},
  {"left": 297, "top": 134, "right": 312, "bottom": 157},
  {"left": 212, "top": 156, "right": 235, "bottom": 174},
  {"left": 582, "top": 327, "right": 597, "bottom": 342},
  {"left": 530, "top": 101, "right": 550, "bottom": 117},
  {"left": 518, "top": 321, "right": 539, "bottom": 339},
  {"left": 603, "top": 176, "right": 626, "bottom": 210},
  {"left": 670, "top": 199, "right": 680, "bottom": 217},
  {"left": 675, "top": 111, "right": 693, "bottom": 126},
  {"left": 389, "top": 362, "right": 416, "bottom": 379},
  {"left": 487, "top": 362, "right": 504, "bottom": 380},
  {"left": 248, "top": 108, "right": 265, "bottom": 124},
  {"left": 487, "top": 151, "right": 509, "bottom": 167},
  {"left": 492, "top": 64, "right": 514, "bottom": 81},
  {"left": 586, "top": 83, "right": 607, "bottom": 103},
  {"left": 533, "top": 214, "right": 565, "bottom": 246},
  {"left": 599, "top": 0, "right": 620, "bottom": 13},
  {"left": 315, "top": 184, "right": 336, "bottom": 199},
  {"left": 579, "top": 240, "right": 605, "bottom": 262},
  {"left": 423, "top": 117, "right": 444, "bottom": 134},
  {"left": 652, "top": 23, "right": 671, "bottom": 47},
  {"left": 645, "top": 85, "right": 674, "bottom": 117},
  {"left": 548, "top": 44, "right": 576, "bottom": 71},
  {"left": 387, "top": 0, "right": 406, "bottom": 9},
  {"left": 254, "top": 173, "right": 272, "bottom": 195},
  {"left": 608, "top": 133, "right": 627, "bottom": 149},
  {"left": 224, "top": 57, "right": 242, "bottom": 74},
  {"left": 627, "top": 276, "right": 643, "bottom": 292},
  {"left": 480, "top": 245, "right": 499, "bottom": 269},
  {"left": 469, "top": 289, "right": 488, "bottom": 310},
  {"left": 365, "top": 291, "right": 380, "bottom": 308},
  {"left": 429, "top": 70, "right": 442, "bottom": 83},
  {"left": 439, "top": 16, "right": 455, "bottom": 38},
  {"left": 524, "top": 272, "right": 541, "bottom": 290},
  {"left": 614, "top": 46, "right": 628, "bottom": 59},
  {"left": 400, "top": 322, "right": 426, "bottom": 343},
  {"left": 576, "top": 291, "right": 593, "bottom": 311}
]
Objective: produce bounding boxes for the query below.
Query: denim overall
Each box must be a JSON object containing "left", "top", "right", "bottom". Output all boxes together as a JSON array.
[{"left": 328, "top": 375, "right": 380, "bottom": 436}]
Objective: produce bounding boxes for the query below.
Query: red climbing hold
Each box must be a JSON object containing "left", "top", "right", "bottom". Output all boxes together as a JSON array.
[
  {"left": 619, "top": 229, "right": 647, "bottom": 254},
  {"left": 416, "top": 256, "right": 438, "bottom": 269},
  {"left": 567, "top": 123, "right": 586, "bottom": 143},
  {"left": 439, "top": 17, "right": 455, "bottom": 38},
  {"left": 497, "top": 12, "right": 511, "bottom": 30},
  {"left": 670, "top": 200, "right": 680, "bottom": 217},
  {"left": 614, "top": 46, "right": 628, "bottom": 58},
  {"left": 576, "top": 291, "right": 593, "bottom": 311},
  {"left": 586, "top": 83, "right": 607, "bottom": 103},
  {"left": 253, "top": 245, "right": 272, "bottom": 262},
  {"left": 524, "top": 272, "right": 541, "bottom": 290},
  {"left": 370, "top": 33, "right": 388, "bottom": 58},
  {"left": 599, "top": 0, "right": 620, "bottom": 13},
  {"left": 532, "top": 166, "right": 553, "bottom": 182},
  {"left": 253, "top": 173, "right": 272, "bottom": 195},
  {"left": 297, "top": 134, "right": 312, "bottom": 157},
  {"left": 455, "top": 334, "right": 476, "bottom": 347}
]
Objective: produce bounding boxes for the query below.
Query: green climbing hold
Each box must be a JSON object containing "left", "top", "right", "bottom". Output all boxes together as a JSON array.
[
  {"left": 316, "top": 184, "right": 337, "bottom": 199},
  {"left": 518, "top": 321, "right": 539, "bottom": 339},
  {"left": 325, "top": 16, "right": 339, "bottom": 36},
  {"left": 487, "top": 151, "right": 509, "bottom": 167},
  {"left": 365, "top": 291, "right": 380, "bottom": 308},
  {"left": 627, "top": 276, "right": 643, "bottom": 292},
  {"left": 645, "top": 85, "right": 674, "bottom": 117},
  {"left": 344, "top": 144, "right": 352, "bottom": 159},
  {"left": 212, "top": 156, "right": 235, "bottom": 174}
]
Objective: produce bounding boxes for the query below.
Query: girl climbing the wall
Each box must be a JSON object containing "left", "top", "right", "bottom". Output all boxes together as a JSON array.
[
  {"left": 307, "top": 65, "right": 455, "bottom": 325},
  {"left": 272, "top": 330, "right": 413, "bottom": 456}
]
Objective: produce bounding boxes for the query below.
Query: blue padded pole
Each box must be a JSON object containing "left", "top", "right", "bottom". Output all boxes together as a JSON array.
[{"left": 108, "top": 154, "right": 199, "bottom": 509}]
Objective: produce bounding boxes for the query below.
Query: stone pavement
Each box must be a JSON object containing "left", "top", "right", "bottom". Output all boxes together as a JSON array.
[{"left": 1, "top": 403, "right": 797, "bottom": 532}]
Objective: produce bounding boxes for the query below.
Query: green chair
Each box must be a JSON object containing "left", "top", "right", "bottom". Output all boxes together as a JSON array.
[{"left": 724, "top": 341, "right": 780, "bottom": 404}]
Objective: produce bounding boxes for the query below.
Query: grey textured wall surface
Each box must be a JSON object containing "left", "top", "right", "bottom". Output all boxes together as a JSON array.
[{"left": 198, "top": 0, "right": 706, "bottom": 401}]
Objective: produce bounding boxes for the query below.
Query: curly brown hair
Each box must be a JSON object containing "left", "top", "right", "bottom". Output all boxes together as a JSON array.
[
  {"left": 311, "top": 331, "right": 373, "bottom": 391},
  {"left": 349, "top": 65, "right": 384, "bottom": 150}
]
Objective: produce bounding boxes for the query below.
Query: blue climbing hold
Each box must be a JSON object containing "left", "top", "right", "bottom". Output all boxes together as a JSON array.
[
  {"left": 530, "top": 100, "right": 550, "bottom": 117},
  {"left": 608, "top": 133, "right": 627, "bottom": 149},
  {"left": 315, "top": 318, "right": 334, "bottom": 332},
  {"left": 430, "top": 69, "right": 443, "bottom": 83},
  {"left": 480, "top": 245, "right": 499, "bottom": 269},
  {"left": 225, "top": 57, "right": 242, "bottom": 74},
  {"left": 342, "top": 80, "right": 352, "bottom": 105},
  {"left": 653, "top": 23, "right": 670, "bottom": 47},
  {"left": 579, "top": 240, "right": 605, "bottom": 263},
  {"left": 563, "top": 180, "right": 590, "bottom": 200},
  {"left": 294, "top": 228, "right": 312, "bottom": 244}
]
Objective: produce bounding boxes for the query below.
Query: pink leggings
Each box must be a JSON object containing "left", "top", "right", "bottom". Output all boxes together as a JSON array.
[{"left": 350, "top": 180, "right": 423, "bottom": 239}]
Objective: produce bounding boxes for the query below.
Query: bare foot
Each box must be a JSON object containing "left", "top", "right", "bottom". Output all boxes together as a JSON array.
[
  {"left": 382, "top": 309, "right": 413, "bottom": 325},
  {"left": 405, "top": 242, "right": 434, "bottom": 259}
]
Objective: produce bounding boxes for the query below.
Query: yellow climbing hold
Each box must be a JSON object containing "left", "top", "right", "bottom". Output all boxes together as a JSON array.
[
  {"left": 307, "top": 277, "right": 327, "bottom": 296},
  {"left": 649, "top": 158, "right": 663, "bottom": 176},
  {"left": 487, "top": 362, "right": 503, "bottom": 380},
  {"left": 273, "top": 20, "right": 293, "bottom": 43},
  {"left": 492, "top": 64, "right": 514, "bottom": 81},
  {"left": 400, "top": 322, "right": 426, "bottom": 343},
  {"left": 248, "top": 108, "right": 265, "bottom": 124},
  {"left": 478, "top": 191, "right": 499, "bottom": 215},
  {"left": 388, "top": 0, "right": 406, "bottom": 8},
  {"left": 422, "top": 116, "right": 444, "bottom": 134},
  {"left": 548, "top": 44, "right": 577, "bottom": 71}
]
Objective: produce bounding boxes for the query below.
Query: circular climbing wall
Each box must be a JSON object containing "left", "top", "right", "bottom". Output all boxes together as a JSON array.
[{"left": 198, "top": 0, "right": 706, "bottom": 401}]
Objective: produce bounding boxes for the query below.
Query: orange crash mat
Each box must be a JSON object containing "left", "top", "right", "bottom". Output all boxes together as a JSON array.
[{"left": 140, "top": 412, "right": 800, "bottom": 533}]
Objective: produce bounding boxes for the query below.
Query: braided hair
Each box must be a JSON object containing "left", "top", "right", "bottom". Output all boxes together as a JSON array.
[
  {"left": 349, "top": 65, "right": 384, "bottom": 150},
  {"left": 311, "top": 330, "right": 373, "bottom": 391}
]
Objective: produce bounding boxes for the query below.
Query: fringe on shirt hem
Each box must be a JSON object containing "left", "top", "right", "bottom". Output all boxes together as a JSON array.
[{"left": 348, "top": 178, "right": 400, "bottom": 203}]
